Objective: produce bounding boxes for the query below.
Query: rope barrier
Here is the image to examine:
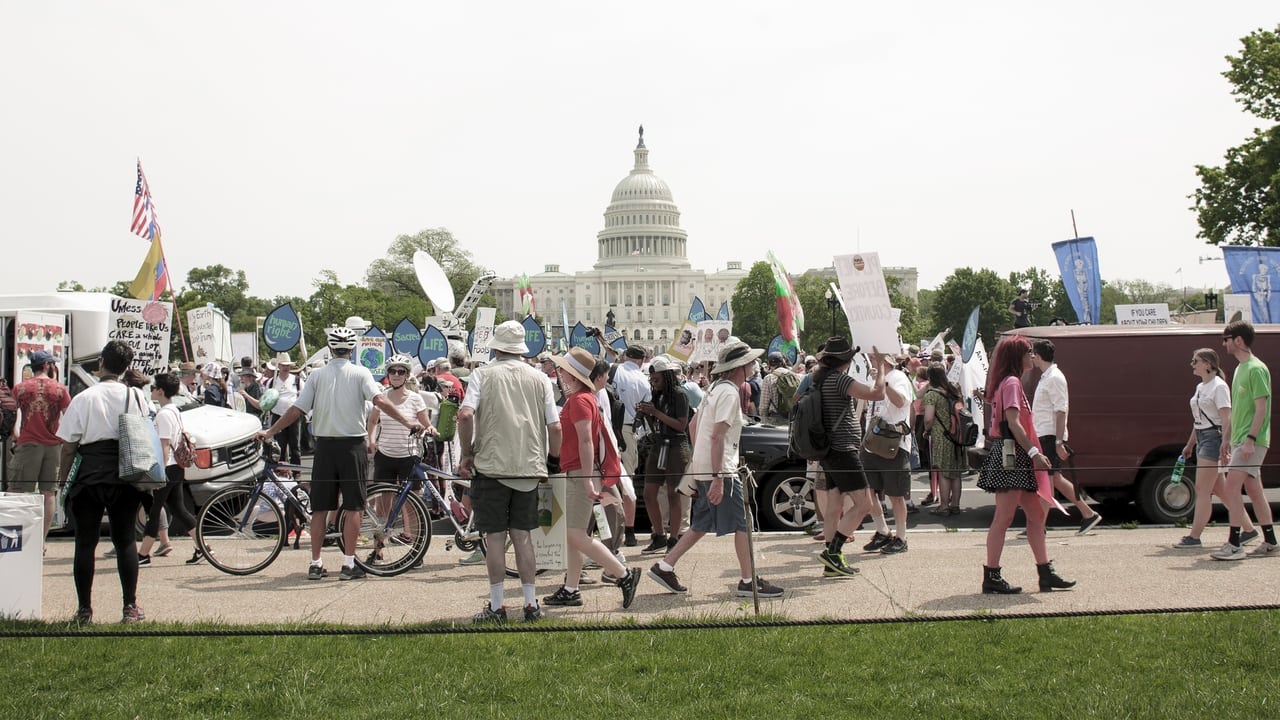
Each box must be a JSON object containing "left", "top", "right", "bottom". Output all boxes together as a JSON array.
[{"left": 5, "top": 603, "right": 1279, "bottom": 639}]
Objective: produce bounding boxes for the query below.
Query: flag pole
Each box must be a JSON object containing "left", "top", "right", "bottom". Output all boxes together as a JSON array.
[{"left": 157, "top": 237, "right": 191, "bottom": 363}]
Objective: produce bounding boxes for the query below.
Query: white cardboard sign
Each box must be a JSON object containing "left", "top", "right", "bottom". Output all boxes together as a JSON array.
[{"left": 833, "top": 252, "right": 899, "bottom": 354}]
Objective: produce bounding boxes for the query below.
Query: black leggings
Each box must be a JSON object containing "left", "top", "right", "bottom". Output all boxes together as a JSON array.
[
  {"left": 70, "top": 484, "right": 148, "bottom": 610},
  {"left": 142, "top": 466, "right": 198, "bottom": 538},
  {"left": 275, "top": 414, "right": 302, "bottom": 465}
]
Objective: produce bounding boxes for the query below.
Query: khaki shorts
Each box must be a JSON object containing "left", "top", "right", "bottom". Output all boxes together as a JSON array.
[
  {"left": 7, "top": 443, "right": 61, "bottom": 492},
  {"left": 565, "top": 474, "right": 595, "bottom": 530},
  {"left": 1227, "top": 444, "right": 1268, "bottom": 480}
]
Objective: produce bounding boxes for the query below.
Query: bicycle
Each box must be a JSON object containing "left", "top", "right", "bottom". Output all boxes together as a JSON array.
[{"left": 194, "top": 443, "right": 433, "bottom": 577}]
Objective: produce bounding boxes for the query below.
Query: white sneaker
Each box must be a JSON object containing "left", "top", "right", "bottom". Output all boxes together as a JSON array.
[
  {"left": 1249, "top": 541, "right": 1279, "bottom": 557},
  {"left": 1210, "top": 543, "right": 1247, "bottom": 561},
  {"left": 458, "top": 549, "right": 485, "bottom": 565}
]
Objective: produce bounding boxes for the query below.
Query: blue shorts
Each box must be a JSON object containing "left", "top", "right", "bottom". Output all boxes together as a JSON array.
[
  {"left": 1195, "top": 427, "right": 1222, "bottom": 462},
  {"left": 690, "top": 478, "right": 748, "bottom": 536}
]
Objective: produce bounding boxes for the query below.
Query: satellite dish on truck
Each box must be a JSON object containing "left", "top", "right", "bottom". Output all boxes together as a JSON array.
[{"left": 413, "top": 251, "right": 456, "bottom": 314}]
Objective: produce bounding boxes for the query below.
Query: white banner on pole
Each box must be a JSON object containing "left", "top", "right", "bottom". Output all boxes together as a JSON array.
[
  {"left": 108, "top": 296, "right": 172, "bottom": 376},
  {"left": 471, "top": 307, "right": 496, "bottom": 362},
  {"left": 833, "top": 252, "right": 899, "bottom": 354},
  {"left": 1114, "top": 304, "right": 1170, "bottom": 326},
  {"left": 187, "top": 305, "right": 233, "bottom": 365}
]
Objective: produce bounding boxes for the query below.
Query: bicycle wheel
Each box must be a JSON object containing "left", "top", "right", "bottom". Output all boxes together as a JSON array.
[
  {"left": 195, "top": 487, "right": 285, "bottom": 575},
  {"left": 340, "top": 485, "right": 432, "bottom": 577}
]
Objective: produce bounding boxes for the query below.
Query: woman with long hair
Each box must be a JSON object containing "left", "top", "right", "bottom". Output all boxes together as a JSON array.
[
  {"left": 922, "top": 362, "right": 966, "bottom": 515},
  {"left": 138, "top": 373, "right": 202, "bottom": 566},
  {"left": 977, "top": 335, "right": 1075, "bottom": 594},
  {"left": 1172, "top": 348, "right": 1257, "bottom": 548}
]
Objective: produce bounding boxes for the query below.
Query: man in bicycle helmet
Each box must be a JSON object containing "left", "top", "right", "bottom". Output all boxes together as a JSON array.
[{"left": 257, "top": 326, "right": 424, "bottom": 581}]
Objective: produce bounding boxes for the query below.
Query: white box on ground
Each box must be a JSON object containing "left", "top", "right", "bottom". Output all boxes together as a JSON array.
[
  {"left": 533, "top": 475, "right": 567, "bottom": 571},
  {"left": 0, "top": 492, "right": 44, "bottom": 619}
]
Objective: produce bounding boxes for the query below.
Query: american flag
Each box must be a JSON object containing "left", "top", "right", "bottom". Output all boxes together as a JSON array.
[{"left": 131, "top": 160, "right": 161, "bottom": 241}]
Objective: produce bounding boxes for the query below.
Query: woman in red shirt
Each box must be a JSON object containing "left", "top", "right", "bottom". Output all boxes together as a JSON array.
[{"left": 542, "top": 348, "right": 641, "bottom": 611}]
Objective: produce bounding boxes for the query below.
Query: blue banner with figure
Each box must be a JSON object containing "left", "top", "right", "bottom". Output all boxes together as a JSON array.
[
  {"left": 262, "top": 302, "right": 302, "bottom": 353},
  {"left": 1222, "top": 246, "right": 1280, "bottom": 324},
  {"left": 1051, "top": 237, "right": 1102, "bottom": 325},
  {"left": 521, "top": 316, "right": 546, "bottom": 358},
  {"left": 569, "top": 321, "right": 602, "bottom": 356}
]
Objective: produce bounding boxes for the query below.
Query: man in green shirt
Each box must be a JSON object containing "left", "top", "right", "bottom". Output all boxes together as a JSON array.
[{"left": 1212, "top": 321, "right": 1278, "bottom": 560}]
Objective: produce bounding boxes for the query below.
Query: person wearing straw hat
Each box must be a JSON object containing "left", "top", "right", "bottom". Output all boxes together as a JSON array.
[
  {"left": 647, "top": 340, "right": 784, "bottom": 599},
  {"left": 457, "top": 321, "right": 563, "bottom": 623},
  {"left": 236, "top": 366, "right": 265, "bottom": 424},
  {"left": 268, "top": 352, "right": 304, "bottom": 466},
  {"left": 540, "top": 347, "right": 642, "bottom": 611}
]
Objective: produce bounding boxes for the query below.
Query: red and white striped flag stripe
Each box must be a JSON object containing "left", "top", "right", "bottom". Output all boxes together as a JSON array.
[{"left": 131, "top": 160, "right": 161, "bottom": 240}]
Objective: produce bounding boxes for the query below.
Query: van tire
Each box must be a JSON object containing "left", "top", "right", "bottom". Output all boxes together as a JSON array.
[{"left": 1137, "top": 457, "right": 1195, "bottom": 524}]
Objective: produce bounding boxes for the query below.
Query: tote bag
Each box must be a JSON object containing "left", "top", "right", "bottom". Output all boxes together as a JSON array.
[{"left": 118, "top": 388, "right": 167, "bottom": 491}]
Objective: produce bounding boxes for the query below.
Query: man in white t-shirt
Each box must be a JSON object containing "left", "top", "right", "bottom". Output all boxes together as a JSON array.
[
  {"left": 646, "top": 341, "right": 784, "bottom": 600},
  {"left": 269, "top": 353, "right": 304, "bottom": 465},
  {"left": 1031, "top": 339, "right": 1102, "bottom": 535},
  {"left": 859, "top": 354, "right": 914, "bottom": 555}
]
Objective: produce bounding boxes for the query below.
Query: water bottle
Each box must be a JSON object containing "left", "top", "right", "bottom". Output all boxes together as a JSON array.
[
  {"left": 656, "top": 438, "right": 671, "bottom": 471},
  {"left": 1170, "top": 455, "right": 1187, "bottom": 485}
]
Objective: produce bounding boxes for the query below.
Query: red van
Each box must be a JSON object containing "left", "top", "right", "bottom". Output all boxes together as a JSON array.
[{"left": 1003, "top": 324, "right": 1278, "bottom": 524}]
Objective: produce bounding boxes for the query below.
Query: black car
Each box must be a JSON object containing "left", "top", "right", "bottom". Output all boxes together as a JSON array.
[{"left": 632, "top": 419, "right": 813, "bottom": 531}]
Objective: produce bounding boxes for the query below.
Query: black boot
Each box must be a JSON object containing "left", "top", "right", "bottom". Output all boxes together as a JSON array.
[
  {"left": 982, "top": 565, "right": 1021, "bottom": 594},
  {"left": 1037, "top": 561, "right": 1076, "bottom": 591}
]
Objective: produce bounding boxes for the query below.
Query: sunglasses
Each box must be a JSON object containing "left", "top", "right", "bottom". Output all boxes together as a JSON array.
[{"left": 387, "top": 368, "right": 409, "bottom": 376}]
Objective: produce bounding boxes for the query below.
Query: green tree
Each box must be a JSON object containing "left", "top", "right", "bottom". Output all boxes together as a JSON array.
[
  {"left": 1192, "top": 25, "right": 1280, "bottom": 246},
  {"left": 1009, "top": 267, "right": 1075, "bottom": 324},
  {"left": 365, "top": 228, "right": 490, "bottom": 316},
  {"left": 727, "top": 261, "right": 776, "bottom": 350},
  {"left": 887, "top": 275, "right": 927, "bottom": 348},
  {"left": 931, "top": 268, "right": 1016, "bottom": 343}
]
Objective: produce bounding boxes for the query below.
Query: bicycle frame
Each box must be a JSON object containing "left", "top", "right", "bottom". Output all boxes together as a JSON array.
[
  {"left": 411, "top": 459, "right": 479, "bottom": 543},
  {"left": 234, "top": 457, "right": 312, "bottom": 534}
]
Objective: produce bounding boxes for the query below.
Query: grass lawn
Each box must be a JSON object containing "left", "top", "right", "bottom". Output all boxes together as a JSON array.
[{"left": 3, "top": 610, "right": 1277, "bottom": 719}]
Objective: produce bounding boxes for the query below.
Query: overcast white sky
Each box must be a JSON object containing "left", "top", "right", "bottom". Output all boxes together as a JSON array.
[{"left": 2, "top": 2, "right": 1275, "bottom": 302}]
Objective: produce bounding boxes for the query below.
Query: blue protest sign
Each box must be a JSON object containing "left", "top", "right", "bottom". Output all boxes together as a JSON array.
[
  {"left": 391, "top": 317, "right": 421, "bottom": 355},
  {"left": 521, "top": 316, "right": 546, "bottom": 358},
  {"left": 262, "top": 302, "right": 302, "bottom": 353},
  {"left": 417, "top": 325, "right": 448, "bottom": 366},
  {"left": 569, "top": 321, "right": 601, "bottom": 355}
]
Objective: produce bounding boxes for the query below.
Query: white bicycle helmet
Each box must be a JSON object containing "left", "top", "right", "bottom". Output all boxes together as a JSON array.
[
  {"left": 327, "top": 326, "right": 358, "bottom": 351},
  {"left": 386, "top": 353, "right": 414, "bottom": 371}
]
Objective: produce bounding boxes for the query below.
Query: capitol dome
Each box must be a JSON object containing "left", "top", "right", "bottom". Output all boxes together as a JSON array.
[{"left": 595, "top": 126, "right": 690, "bottom": 270}]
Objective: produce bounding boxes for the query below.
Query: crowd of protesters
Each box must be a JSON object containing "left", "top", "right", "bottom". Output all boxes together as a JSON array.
[{"left": 9, "top": 315, "right": 1280, "bottom": 625}]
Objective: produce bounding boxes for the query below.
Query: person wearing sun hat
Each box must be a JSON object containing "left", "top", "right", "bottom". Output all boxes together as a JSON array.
[
  {"left": 267, "top": 352, "right": 304, "bottom": 466},
  {"left": 457, "top": 320, "right": 563, "bottom": 623},
  {"left": 236, "top": 366, "right": 265, "bottom": 422},
  {"left": 647, "top": 340, "right": 784, "bottom": 600}
]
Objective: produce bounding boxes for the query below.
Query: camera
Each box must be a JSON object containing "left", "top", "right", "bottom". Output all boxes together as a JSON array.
[
  {"left": 1029, "top": 301, "right": 1042, "bottom": 311},
  {"left": 584, "top": 327, "right": 601, "bottom": 337}
]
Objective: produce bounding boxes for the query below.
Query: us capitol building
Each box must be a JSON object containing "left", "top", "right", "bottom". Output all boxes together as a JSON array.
[{"left": 493, "top": 128, "right": 916, "bottom": 353}]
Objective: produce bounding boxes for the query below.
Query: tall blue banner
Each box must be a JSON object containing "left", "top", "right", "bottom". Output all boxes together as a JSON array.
[
  {"left": 961, "top": 306, "right": 980, "bottom": 364},
  {"left": 1051, "top": 237, "right": 1102, "bottom": 325},
  {"left": 262, "top": 302, "right": 302, "bottom": 353},
  {"left": 417, "top": 325, "right": 448, "bottom": 367},
  {"left": 716, "top": 301, "right": 730, "bottom": 321},
  {"left": 767, "top": 334, "right": 797, "bottom": 364},
  {"left": 604, "top": 325, "right": 628, "bottom": 353},
  {"left": 1222, "top": 246, "right": 1280, "bottom": 324},
  {"left": 521, "top": 316, "right": 546, "bottom": 358},
  {"left": 390, "top": 317, "right": 421, "bottom": 355}
]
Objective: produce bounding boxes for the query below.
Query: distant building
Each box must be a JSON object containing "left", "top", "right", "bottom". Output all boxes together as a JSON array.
[{"left": 494, "top": 129, "right": 747, "bottom": 353}]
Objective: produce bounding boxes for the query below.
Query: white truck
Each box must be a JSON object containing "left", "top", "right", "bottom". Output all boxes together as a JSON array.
[{"left": 0, "top": 292, "right": 263, "bottom": 526}]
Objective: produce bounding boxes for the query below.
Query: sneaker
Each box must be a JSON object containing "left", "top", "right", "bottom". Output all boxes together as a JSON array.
[
  {"left": 459, "top": 549, "right": 486, "bottom": 565},
  {"left": 104, "top": 546, "right": 118, "bottom": 558},
  {"left": 472, "top": 604, "right": 507, "bottom": 624},
  {"left": 821, "top": 555, "right": 859, "bottom": 577},
  {"left": 602, "top": 570, "right": 623, "bottom": 584},
  {"left": 617, "top": 567, "right": 641, "bottom": 609},
  {"left": 523, "top": 603, "right": 544, "bottom": 622},
  {"left": 647, "top": 562, "right": 688, "bottom": 594},
  {"left": 1171, "top": 535, "right": 1203, "bottom": 549},
  {"left": 862, "top": 532, "right": 892, "bottom": 552},
  {"left": 906, "top": 502, "right": 919, "bottom": 515},
  {"left": 920, "top": 494, "right": 938, "bottom": 507},
  {"left": 582, "top": 556, "right": 601, "bottom": 570},
  {"left": 1239, "top": 529, "right": 1260, "bottom": 546},
  {"left": 578, "top": 571, "right": 599, "bottom": 586},
  {"left": 121, "top": 603, "right": 146, "bottom": 624},
  {"left": 339, "top": 564, "right": 367, "bottom": 581},
  {"left": 880, "top": 537, "right": 908, "bottom": 554},
  {"left": 544, "top": 585, "right": 583, "bottom": 607},
  {"left": 624, "top": 529, "right": 638, "bottom": 547},
  {"left": 1210, "top": 543, "right": 1247, "bottom": 561},
  {"left": 73, "top": 607, "right": 93, "bottom": 626},
  {"left": 307, "top": 565, "right": 329, "bottom": 580},
  {"left": 137, "top": 554, "right": 152, "bottom": 567},
  {"left": 154, "top": 542, "right": 174, "bottom": 557},
  {"left": 805, "top": 522, "right": 824, "bottom": 536},
  {"left": 1015, "top": 528, "right": 1028, "bottom": 539},
  {"left": 185, "top": 549, "right": 206, "bottom": 565},
  {"left": 666, "top": 535, "right": 679, "bottom": 552},
  {"left": 641, "top": 534, "right": 668, "bottom": 554},
  {"left": 736, "top": 577, "right": 784, "bottom": 599},
  {"left": 1078, "top": 514, "right": 1103, "bottom": 535},
  {"left": 1249, "top": 541, "right": 1280, "bottom": 557},
  {"left": 818, "top": 547, "right": 845, "bottom": 572}
]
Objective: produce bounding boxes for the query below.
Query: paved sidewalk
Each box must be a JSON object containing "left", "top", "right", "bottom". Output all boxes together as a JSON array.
[{"left": 35, "top": 527, "right": 1280, "bottom": 625}]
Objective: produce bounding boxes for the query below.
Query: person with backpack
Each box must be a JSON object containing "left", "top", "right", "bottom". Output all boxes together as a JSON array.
[
  {"left": 636, "top": 355, "right": 692, "bottom": 555},
  {"left": 759, "top": 352, "right": 799, "bottom": 425},
  {"left": 922, "top": 362, "right": 967, "bottom": 516},
  {"left": 802, "top": 337, "right": 888, "bottom": 578}
]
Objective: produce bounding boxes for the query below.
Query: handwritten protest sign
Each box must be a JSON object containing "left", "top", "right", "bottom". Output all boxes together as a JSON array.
[{"left": 108, "top": 296, "right": 172, "bottom": 376}]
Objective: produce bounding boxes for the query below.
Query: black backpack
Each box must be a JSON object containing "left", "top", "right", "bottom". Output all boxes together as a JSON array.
[
  {"left": 942, "top": 392, "right": 979, "bottom": 448},
  {"left": 788, "top": 379, "right": 849, "bottom": 461}
]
